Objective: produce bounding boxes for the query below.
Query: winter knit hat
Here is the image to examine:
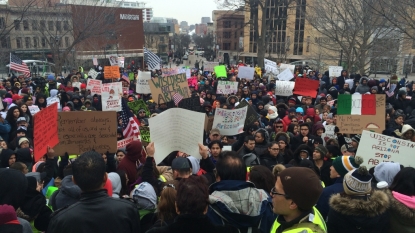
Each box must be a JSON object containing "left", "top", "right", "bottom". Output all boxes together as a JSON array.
[
  {"left": 352, "top": 134, "right": 361, "bottom": 143},
  {"left": 279, "top": 167, "right": 323, "bottom": 211},
  {"left": 343, "top": 166, "right": 372, "bottom": 195},
  {"left": 332, "top": 156, "right": 363, "bottom": 177},
  {"left": 0, "top": 204, "right": 19, "bottom": 225},
  {"left": 373, "top": 162, "right": 401, "bottom": 186},
  {"left": 314, "top": 145, "right": 328, "bottom": 157}
]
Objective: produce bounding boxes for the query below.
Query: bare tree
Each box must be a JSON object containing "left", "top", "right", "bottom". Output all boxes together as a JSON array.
[
  {"left": 0, "top": 1, "right": 36, "bottom": 42},
  {"left": 306, "top": 0, "right": 398, "bottom": 75},
  {"left": 217, "top": 0, "right": 295, "bottom": 67},
  {"left": 144, "top": 34, "right": 161, "bottom": 53}
]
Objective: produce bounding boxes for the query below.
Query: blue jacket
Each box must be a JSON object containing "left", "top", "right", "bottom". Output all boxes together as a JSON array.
[
  {"left": 0, "top": 119, "right": 11, "bottom": 142},
  {"left": 207, "top": 180, "right": 276, "bottom": 233},
  {"left": 316, "top": 177, "right": 344, "bottom": 220}
]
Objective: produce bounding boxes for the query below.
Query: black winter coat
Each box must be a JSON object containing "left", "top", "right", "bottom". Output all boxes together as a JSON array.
[{"left": 259, "top": 153, "right": 284, "bottom": 171}]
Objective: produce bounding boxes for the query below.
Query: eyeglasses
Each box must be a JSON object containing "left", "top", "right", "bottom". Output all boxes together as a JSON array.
[
  {"left": 276, "top": 126, "right": 283, "bottom": 128},
  {"left": 270, "top": 187, "right": 289, "bottom": 198}
]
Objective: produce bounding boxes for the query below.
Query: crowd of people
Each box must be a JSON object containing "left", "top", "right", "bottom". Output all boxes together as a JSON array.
[{"left": 0, "top": 64, "right": 415, "bottom": 233}]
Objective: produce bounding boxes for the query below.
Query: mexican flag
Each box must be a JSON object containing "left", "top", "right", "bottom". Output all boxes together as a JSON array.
[{"left": 338, "top": 94, "right": 376, "bottom": 115}]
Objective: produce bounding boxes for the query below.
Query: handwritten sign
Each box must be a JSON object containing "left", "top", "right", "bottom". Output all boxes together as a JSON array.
[
  {"left": 204, "top": 62, "right": 219, "bottom": 72},
  {"left": 337, "top": 95, "right": 385, "bottom": 134},
  {"left": 329, "top": 66, "right": 343, "bottom": 77},
  {"left": 212, "top": 107, "right": 247, "bottom": 135},
  {"left": 33, "top": 103, "right": 59, "bottom": 161},
  {"left": 275, "top": 81, "right": 295, "bottom": 96},
  {"left": 279, "top": 63, "right": 295, "bottom": 73},
  {"left": 128, "top": 99, "right": 150, "bottom": 116},
  {"left": 88, "top": 69, "right": 99, "bottom": 79},
  {"left": 117, "top": 136, "right": 137, "bottom": 150},
  {"left": 149, "top": 73, "right": 191, "bottom": 104},
  {"left": 104, "top": 66, "right": 120, "bottom": 79},
  {"left": 87, "top": 79, "right": 102, "bottom": 96},
  {"left": 264, "top": 59, "right": 278, "bottom": 74},
  {"left": 322, "top": 125, "right": 336, "bottom": 143},
  {"left": 28, "top": 105, "right": 40, "bottom": 115},
  {"left": 293, "top": 78, "right": 319, "bottom": 97},
  {"left": 236, "top": 99, "right": 258, "bottom": 126},
  {"left": 136, "top": 71, "right": 151, "bottom": 94},
  {"left": 46, "top": 96, "right": 61, "bottom": 110},
  {"left": 277, "top": 68, "right": 294, "bottom": 81},
  {"left": 148, "top": 108, "right": 205, "bottom": 163},
  {"left": 214, "top": 65, "right": 227, "bottom": 78},
  {"left": 101, "top": 82, "right": 122, "bottom": 111},
  {"left": 139, "top": 126, "right": 150, "bottom": 142},
  {"left": 356, "top": 130, "right": 415, "bottom": 168},
  {"left": 238, "top": 66, "right": 255, "bottom": 80},
  {"left": 54, "top": 111, "right": 117, "bottom": 156},
  {"left": 217, "top": 81, "right": 238, "bottom": 94}
]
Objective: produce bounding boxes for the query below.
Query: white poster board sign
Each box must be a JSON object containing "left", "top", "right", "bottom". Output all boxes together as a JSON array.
[
  {"left": 109, "top": 55, "right": 119, "bottom": 66},
  {"left": 279, "top": 63, "right": 295, "bottom": 73},
  {"left": 329, "top": 66, "right": 343, "bottom": 77},
  {"left": 322, "top": 125, "right": 336, "bottom": 145},
  {"left": 101, "top": 82, "right": 122, "bottom": 111},
  {"left": 212, "top": 106, "right": 247, "bottom": 135},
  {"left": 118, "top": 57, "right": 125, "bottom": 68},
  {"left": 277, "top": 68, "right": 294, "bottom": 81},
  {"left": 216, "top": 81, "right": 239, "bottom": 94},
  {"left": 275, "top": 81, "right": 295, "bottom": 96},
  {"left": 356, "top": 130, "right": 415, "bottom": 168},
  {"left": 87, "top": 79, "right": 102, "bottom": 96},
  {"left": 88, "top": 69, "right": 99, "bottom": 79},
  {"left": 264, "top": 59, "right": 278, "bottom": 74},
  {"left": 46, "top": 96, "right": 61, "bottom": 110},
  {"left": 136, "top": 71, "right": 151, "bottom": 94},
  {"left": 28, "top": 105, "right": 40, "bottom": 115},
  {"left": 148, "top": 108, "right": 205, "bottom": 164},
  {"left": 204, "top": 62, "right": 219, "bottom": 72},
  {"left": 92, "top": 57, "right": 98, "bottom": 66},
  {"left": 238, "top": 66, "right": 255, "bottom": 80}
]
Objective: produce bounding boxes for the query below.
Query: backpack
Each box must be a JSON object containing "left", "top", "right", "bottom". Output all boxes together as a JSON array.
[{"left": 210, "top": 205, "right": 262, "bottom": 233}]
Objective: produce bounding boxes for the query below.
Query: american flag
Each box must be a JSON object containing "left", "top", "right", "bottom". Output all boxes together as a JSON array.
[
  {"left": 10, "top": 54, "right": 30, "bottom": 77},
  {"left": 144, "top": 47, "right": 162, "bottom": 70},
  {"left": 121, "top": 72, "right": 130, "bottom": 84},
  {"left": 172, "top": 92, "right": 183, "bottom": 106},
  {"left": 120, "top": 98, "right": 140, "bottom": 138}
]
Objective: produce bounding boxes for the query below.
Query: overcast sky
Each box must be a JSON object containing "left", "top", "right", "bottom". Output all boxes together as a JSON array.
[{"left": 147, "top": 0, "right": 218, "bottom": 25}]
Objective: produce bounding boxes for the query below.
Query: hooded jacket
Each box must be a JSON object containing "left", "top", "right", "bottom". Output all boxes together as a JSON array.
[
  {"left": 385, "top": 189, "right": 415, "bottom": 233},
  {"left": 108, "top": 172, "right": 122, "bottom": 198},
  {"left": 355, "top": 77, "right": 370, "bottom": 94},
  {"left": 0, "top": 149, "right": 15, "bottom": 168},
  {"left": 117, "top": 141, "right": 144, "bottom": 186},
  {"left": 327, "top": 190, "right": 390, "bottom": 233},
  {"left": 207, "top": 180, "right": 276, "bottom": 233},
  {"left": 49, "top": 175, "right": 81, "bottom": 211}
]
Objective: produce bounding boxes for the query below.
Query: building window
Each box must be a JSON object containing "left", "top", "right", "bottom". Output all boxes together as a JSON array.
[
  {"left": 160, "top": 36, "right": 164, "bottom": 42},
  {"left": 23, "top": 20, "right": 29, "bottom": 31},
  {"left": 306, "top": 36, "right": 310, "bottom": 52},
  {"left": 40, "top": 20, "right": 46, "bottom": 30},
  {"left": 223, "top": 21, "right": 231, "bottom": 28},
  {"left": 56, "top": 21, "right": 61, "bottom": 31},
  {"left": 1, "top": 36, "right": 10, "bottom": 48},
  {"left": 0, "top": 17, "right": 5, "bottom": 29},
  {"left": 234, "top": 42, "right": 237, "bottom": 50},
  {"left": 63, "top": 21, "right": 69, "bottom": 30},
  {"left": 223, "top": 32, "right": 231, "bottom": 39},
  {"left": 223, "top": 43, "right": 231, "bottom": 50},
  {"left": 14, "top": 20, "right": 20, "bottom": 30},
  {"left": 234, "top": 32, "right": 237, "bottom": 39},
  {"left": 293, "top": 0, "right": 306, "bottom": 55},
  {"left": 16, "top": 37, "right": 22, "bottom": 48},
  {"left": 41, "top": 37, "right": 46, "bottom": 47},
  {"left": 32, "top": 20, "right": 38, "bottom": 30},
  {"left": 48, "top": 21, "right": 54, "bottom": 31},
  {"left": 50, "top": 37, "right": 54, "bottom": 48},
  {"left": 65, "top": 37, "right": 69, "bottom": 47},
  {"left": 25, "top": 37, "right": 30, "bottom": 48},
  {"left": 33, "top": 37, "right": 38, "bottom": 48}
]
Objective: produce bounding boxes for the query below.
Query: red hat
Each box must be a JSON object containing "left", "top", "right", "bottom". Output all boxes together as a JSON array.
[
  {"left": 80, "top": 83, "right": 87, "bottom": 89},
  {"left": 12, "top": 94, "right": 23, "bottom": 101}
]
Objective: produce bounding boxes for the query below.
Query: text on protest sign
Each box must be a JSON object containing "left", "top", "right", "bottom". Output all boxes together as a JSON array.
[
  {"left": 33, "top": 103, "right": 59, "bottom": 161},
  {"left": 238, "top": 66, "right": 255, "bottom": 80},
  {"left": 264, "top": 59, "right": 278, "bottom": 74},
  {"left": 128, "top": 99, "right": 151, "bottom": 116},
  {"left": 104, "top": 66, "right": 120, "bottom": 79},
  {"left": 87, "top": 79, "right": 102, "bottom": 95},
  {"left": 275, "top": 81, "right": 295, "bottom": 96},
  {"left": 149, "top": 73, "right": 191, "bottom": 104},
  {"left": 136, "top": 71, "right": 151, "bottom": 94},
  {"left": 277, "top": 68, "right": 294, "bottom": 81},
  {"left": 217, "top": 81, "right": 238, "bottom": 94},
  {"left": 54, "top": 111, "right": 117, "bottom": 156},
  {"left": 101, "top": 82, "right": 122, "bottom": 111},
  {"left": 212, "top": 106, "right": 248, "bottom": 136},
  {"left": 117, "top": 136, "right": 137, "bottom": 150},
  {"left": 204, "top": 62, "right": 219, "bottom": 72},
  {"left": 293, "top": 78, "right": 319, "bottom": 97},
  {"left": 148, "top": 108, "right": 205, "bottom": 163},
  {"left": 329, "top": 66, "right": 343, "bottom": 77},
  {"left": 356, "top": 130, "right": 415, "bottom": 168},
  {"left": 88, "top": 69, "right": 99, "bottom": 79},
  {"left": 139, "top": 126, "right": 151, "bottom": 143},
  {"left": 28, "top": 105, "right": 40, "bottom": 115}
]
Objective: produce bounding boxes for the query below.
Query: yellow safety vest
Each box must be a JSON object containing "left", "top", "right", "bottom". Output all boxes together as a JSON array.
[
  {"left": 270, "top": 207, "right": 327, "bottom": 233},
  {"left": 158, "top": 175, "right": 167, "bottom": 182}
]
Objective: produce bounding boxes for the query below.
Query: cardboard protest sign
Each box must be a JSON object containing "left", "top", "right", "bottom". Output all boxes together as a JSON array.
[
  {"left": 28, "top": 105, "right": 40, "bottom": 115},
  {"left": 275, "top": 81, "right": 295, "bottom": 96},
  {"left": 293, "top": 78, "right": 319, "bottom": 97},
  {"left": 214, "top": 65, "right": 227, "bottom": 78},
  {"left": 217, "top": 81, "right": 238, "bottom": 94},
  {"left": 149, "top": 73, "right": 191, "bottom": 104},
  {"left": 236, "top": 99, "right": 258, "bottom": 126},
  {"left": 104, "top": 66, "right": 120, "bottom": 79},
  {"left": 88, "top": 69, "right": 99, "bottom": 79},
  {"left": 204, "top": 62, "right": 219, "bottom": 72},
  {"left": 264, "top": 59, "right": 278, "bottom": 74},
  {"left": 109, "top": 55, "right": 118, "bottom": 66},
  {"left": 128, "top": 99, "right": 150, "bottom": 116},
  {"left": 117, "top": 136, "right": 137, "bottom": 150},
  {"left": 87, "top": 79, "right": 102, "bottom": 96},
  {"left": 204, "top": 115, "right": 214, "bottom": 132},
  {"left": 238, "top": 66, "right": 255, "bottom": 80},
  {"left": 212, "top": 106, "right": 247, "bottom": 135},
  {"left": 338, "top": 94, "right": 376, "bottom": 115},
  {"left": 329, "top": 66, "right": 343, "bottom": 77},
  {"left": 54, "top": 111, "right": 117, "bottom": 156},
  {"left": 178, "top": 97, "right": 203, "bottom": 112},
  {"left": 33, "top": 103, "right": 59, "bottom": 161},
  {"left": 337, "top": 94, "right": 385, "bottom": 134},
  {"left": 101, "top": 82, "right": 122, "bottom": 111},
  {"left": 139, "top": 126, "right": 151, "bottom": 142},
  {"left": 136, "top": 71, "right": 151, "bottom": 94},
  {"left": 356, "top": 130, "right": 415, "bottom": 168},
  {"left": 277, "top": 68, "right": 294, "bottom": 81},
  {"left": 148, "top": 108, "right": 205, "bottom": 163},
  {"left": 279, "top": 63, "right": 295, "bottom": 73}
]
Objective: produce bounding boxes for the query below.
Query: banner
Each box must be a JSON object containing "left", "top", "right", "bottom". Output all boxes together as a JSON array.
[
  {"left": 54, "top": 111, "right": 117, "bottom": 156},
  {"left": 136, "top": 71, "right": 151, "bottom": 94},
  {"left": 356, "top": 130, "right": 415, "bottom": 168},
  {"left": 238, "top": 66, "right": 255, "bottom": 80},
  {"left": 117, "top": 136, "right": 137, "bottom": 150},
  {"left": 264, "top": 59, "right": 278, "bottom": 74},
  {"left": 149, "top": 73, "right": 191, "bottom": 104},
  {"left": 161, "top": 67, "right": 189, "bottom": 77},
  {"left": 216, "top": 81, "right": 238, "bottom": 94},
  {"left": 33, "top": 103, "right": 59, "bottom": 161},
  {"left": 101, "top": 82, "right": 122, "bottom": 111},
  {"left": 329, "top": 66, "right": 343, "bottom": 77},
  {"left": 275, "top": 81, "right": 295, "bottom": 96},
  {"left": 204, "top": 62, "right": 219, "bottom": 72},
  {"left": 293, "top": 78, "right": 319, "bottom": 97},
  {"left": 87, "top": 79, "right": 102, "bottom": 96},
  {"left": 104, "top": 66, "right": 120, "bottom": 79},
  {"left": 148, "top": 108, "right": 205, "bottom": 163},
  {"left": 337, "top": 94, "right": 385, "bottom": 134},
  {"left": 212, "top": 107, "right": 247, "bottom": 136},
  {"left": 277, "top": 68, "right": 294, "bottom": 81}
]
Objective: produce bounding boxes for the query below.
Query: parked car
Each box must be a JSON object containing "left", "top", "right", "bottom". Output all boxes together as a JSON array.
[{"left": 183, "top": 55, "right": 188, "bottom": 60}]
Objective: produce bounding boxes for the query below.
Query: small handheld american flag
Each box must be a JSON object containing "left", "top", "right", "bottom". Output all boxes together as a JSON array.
[
  {"left": 172, "top": 93, "right": 183, "bottom": 106},
  {"left": 120, "top": 98, "right": 140, "bottom": 138}
]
